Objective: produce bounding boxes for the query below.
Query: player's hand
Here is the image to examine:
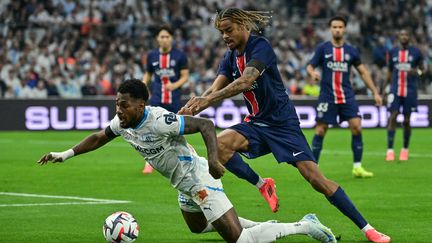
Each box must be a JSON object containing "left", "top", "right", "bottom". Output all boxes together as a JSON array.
[
  {"left": 37, "top": 152, "right": 65, "bottom": 165},
  {"left": 209, "top": 162, "right": 225, "bottom": 179},
  {"left": 37, "top": 149, "right": 74, "bottom": 165},
  {"left": 311, "top": 71, "right": 320, "bottom": 82},
  {"left": 184, "top": 96, "right": 210, "bottom": 115},
  {"left": 178, "top": 106, "right": 193, "bottom": 115},
  {"left": 373, "top": 93, "right": 383, "bottom": 106},
  {"left": 165, "top": 82, "right": 177, "bottom": 91}
]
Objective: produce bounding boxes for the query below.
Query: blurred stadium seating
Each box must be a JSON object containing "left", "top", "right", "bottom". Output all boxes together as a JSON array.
[{"left": 0, "top": 0, "right": 430, "bottom": 99}]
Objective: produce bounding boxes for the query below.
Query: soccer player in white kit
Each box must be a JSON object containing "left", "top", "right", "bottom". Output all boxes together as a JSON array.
[{"left": 38, "top": 79, "right": 337, "bottom": 243}]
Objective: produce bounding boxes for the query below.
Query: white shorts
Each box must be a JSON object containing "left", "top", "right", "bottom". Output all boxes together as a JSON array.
[{"left": 178, "top": 174, "right": 233, "bottom": 224}]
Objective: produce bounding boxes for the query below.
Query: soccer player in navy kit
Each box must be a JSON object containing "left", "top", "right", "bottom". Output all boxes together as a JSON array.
[
  {"left": 306, "top": 16, "right": 383, "bottom": 178},
  {"left": 181, "top": 9, "right": 390, "bottom": 243},
  {"left": 383, "top": 29, "right": 424, "bottom": 161},
  {"left": 141, "top": 25, "right": 189, "bottom": 173}
]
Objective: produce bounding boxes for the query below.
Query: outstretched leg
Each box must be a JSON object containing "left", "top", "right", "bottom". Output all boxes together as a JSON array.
[
  {"left": 296, "top": 160, "right": 390, "bottom": 243},
  {"left": 217, "top": 128, "right": 279, "bottom": 212}
]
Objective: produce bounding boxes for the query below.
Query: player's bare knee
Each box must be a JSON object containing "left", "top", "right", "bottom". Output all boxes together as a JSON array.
[
  {"left": 315, "top": 126, "right": 327, "bottom": 136},
  {"left": 351, "top": 126, "right": 362, "bottom": 135},
  {"left": 402, "top": 120, "right": 410, "bottom": 128}
]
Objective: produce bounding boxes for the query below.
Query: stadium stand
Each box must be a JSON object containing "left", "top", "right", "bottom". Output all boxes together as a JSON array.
[{"left": 0, "top": 0, "right": 430, "bottom": 99}]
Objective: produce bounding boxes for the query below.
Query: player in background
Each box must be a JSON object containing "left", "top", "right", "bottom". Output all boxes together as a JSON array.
[
  {"left": 383, "top": 29, "right": 424, "bottom": 161},
  {"left": 37, "top": 79, "right": 337, "bottom": 243},
  {"left": 306, "top": 16, "right": 383, "bottom": 178},
  {"left": 180, "top": 8, "right": 390, "bottom": 243},
  {"left": 141, "top": 25, "right": 189, "bottom": 174}
]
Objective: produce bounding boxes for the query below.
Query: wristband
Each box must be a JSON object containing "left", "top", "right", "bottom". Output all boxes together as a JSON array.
[{"left": 51, "top": 149, "right": 75, "bottom": 162}]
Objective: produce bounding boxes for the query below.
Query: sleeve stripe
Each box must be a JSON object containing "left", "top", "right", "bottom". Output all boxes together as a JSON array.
[
  {"left": 179, "top": 115, "right": 185, "bottom": 135},
  {"left": 178, "top": 156, "right": 193, "bottom": 161}
]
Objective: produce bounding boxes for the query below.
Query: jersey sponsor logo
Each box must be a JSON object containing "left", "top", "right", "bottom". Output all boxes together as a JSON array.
[
  {"left": 155, "top": 68, "right": 176, "bottom": 77},
  {"left": 132, "top": 144, "right": 165, "bottom": 155},
  {"left": 163, "top": 113, "right": 177, "bottom": 124},
  {"left": 152, "top": 61, "right": 159, "bottom": 66},
  {"left": 326, "top": 61, "right": 348, "bottom": 72},
  {"left": 395, "top": 63, "right": 411, "bottom": 71}
]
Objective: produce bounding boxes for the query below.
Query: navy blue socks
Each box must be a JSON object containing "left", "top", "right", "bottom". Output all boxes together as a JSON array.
[
  {"left": 352, "top": 134, "right": 363, "bottom": 162},
  {"left": 327, "top": 187, "right": 368, "bottom": 229},
  {"left": 387, "top": 130, "right": 395, "bottom": 149},
  {"left": 224, "top": 152, "right": 259, "bottom": 185},
  {"left": 312, "top": 134, "right": 324, "bottom": 162}
]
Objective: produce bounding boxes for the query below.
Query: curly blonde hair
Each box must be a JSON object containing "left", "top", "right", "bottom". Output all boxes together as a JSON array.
[{"left": 214, "top": 8, "right": 272, "bottom": 33}]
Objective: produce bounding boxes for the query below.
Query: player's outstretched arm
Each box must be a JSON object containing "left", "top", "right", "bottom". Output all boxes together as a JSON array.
[
  {"left": 356, "top": 64, "right": 383, "bottom": 106},
  {"left": 37, "top": 129, "right": 114, "bottom": 165},
  {"left": 184, "top": 67, "right": 259, "bottom": 115},
  {"left": 182, "top": 116, "right": 224, "bottom": 179},
  {"left": 178, "top": 75, "right": 230, "bottom": 115}
]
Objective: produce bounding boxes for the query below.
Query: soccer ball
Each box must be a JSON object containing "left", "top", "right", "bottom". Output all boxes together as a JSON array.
[{"left": 103, "top": 211, "right": 139, "bottom": 243}]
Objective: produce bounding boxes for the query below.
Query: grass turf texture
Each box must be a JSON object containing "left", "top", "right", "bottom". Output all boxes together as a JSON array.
[{"left": 0, "top": 128, "right": 431, "bottom": 242}]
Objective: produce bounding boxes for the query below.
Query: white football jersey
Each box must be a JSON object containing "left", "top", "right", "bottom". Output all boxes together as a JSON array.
[{"left": 109, "top": 106, "right": 211, "bottom": 195}]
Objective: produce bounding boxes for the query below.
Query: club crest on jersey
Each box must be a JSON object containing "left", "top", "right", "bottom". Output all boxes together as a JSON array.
[
  {"left": 408, "top": 56, "right": 413, "bottom": 62},
  {"left": 170, "top": 60, "right": 176, "bottom": 66},
  {"left": 140, "top": 133, "right": 155, "bottom": 142},
  {"left": 344, "top": 54, "right": 350, "bottom": 61},
  {"left": 327, "top": 61, "right": 348, "bottom": 72}
]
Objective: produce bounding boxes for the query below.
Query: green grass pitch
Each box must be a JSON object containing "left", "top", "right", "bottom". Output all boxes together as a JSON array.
[{"left": 1, "top": 128, "right": 431, "bottom": 242}]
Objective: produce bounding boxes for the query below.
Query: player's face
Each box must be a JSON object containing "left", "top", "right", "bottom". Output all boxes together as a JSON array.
[
  {"left": 330, "top": 20, "right": 345, "bottom": 40},
  {"left": 156, "top": 30, "right": 173, "bottom": 51},
  {"left": 399, "top": 30, "right": 410, "bottom": 46},
  {"left": 115, "top": 93, "right": 145, "bottom": 128},
  {"left": 218, "top": 19, "right": 247, "bottom": 50}
]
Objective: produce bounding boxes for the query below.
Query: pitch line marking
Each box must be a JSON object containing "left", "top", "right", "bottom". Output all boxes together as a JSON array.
[{"left": 0, "top": 192, "right": 130, "bottom": 207}]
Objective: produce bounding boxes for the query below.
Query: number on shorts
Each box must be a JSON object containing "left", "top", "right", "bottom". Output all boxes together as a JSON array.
[{"left": 317, "top": 102, "right": 328, "bottom": 112}]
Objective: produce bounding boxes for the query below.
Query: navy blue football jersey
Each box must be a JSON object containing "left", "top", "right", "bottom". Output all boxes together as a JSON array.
[
  {"left": 388, "top": 46, "right": 423, "bottom": 97},
  {"left": 218, "top": 35, "right": 299, "bottom": 126},
  {"left": 146, "top": 48, "right": 188, "bottom": 108},
  {"left": 309, "top": 41, "right": 361, "bottom": 104}
]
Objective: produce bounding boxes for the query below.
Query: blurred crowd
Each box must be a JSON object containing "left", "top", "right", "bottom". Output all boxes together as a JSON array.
[{"left": 0, "top": 0, "right": 430, "bottom": 99}]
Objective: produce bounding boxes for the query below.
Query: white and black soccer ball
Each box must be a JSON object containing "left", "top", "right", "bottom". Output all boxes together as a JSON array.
[{"left": 103, "top": 211, "right": 139, "bottom": 243}]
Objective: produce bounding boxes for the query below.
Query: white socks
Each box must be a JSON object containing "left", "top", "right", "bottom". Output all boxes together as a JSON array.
[
  {"left": 255, "top": 177, "right": 265, "bottom": 189},
  {"left": 201, "top": 217, "right": 260, "bottom": 233},
  {"left": 236, "top": 221, "right": 309, "bottom": 243},
  {"left": 361, "top": 224, "right": 374, "bottom": 233}
]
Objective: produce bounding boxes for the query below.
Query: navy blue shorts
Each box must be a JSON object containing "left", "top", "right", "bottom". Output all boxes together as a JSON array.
[
  {"left": 315, "top": 101, "right": 361, "bottom": 124},
  {"left": 229, "top": 122, "right": 316, "bottom": 166},
  {"left": 387, "top": 93, "right": 417, "bottom": 115}
]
